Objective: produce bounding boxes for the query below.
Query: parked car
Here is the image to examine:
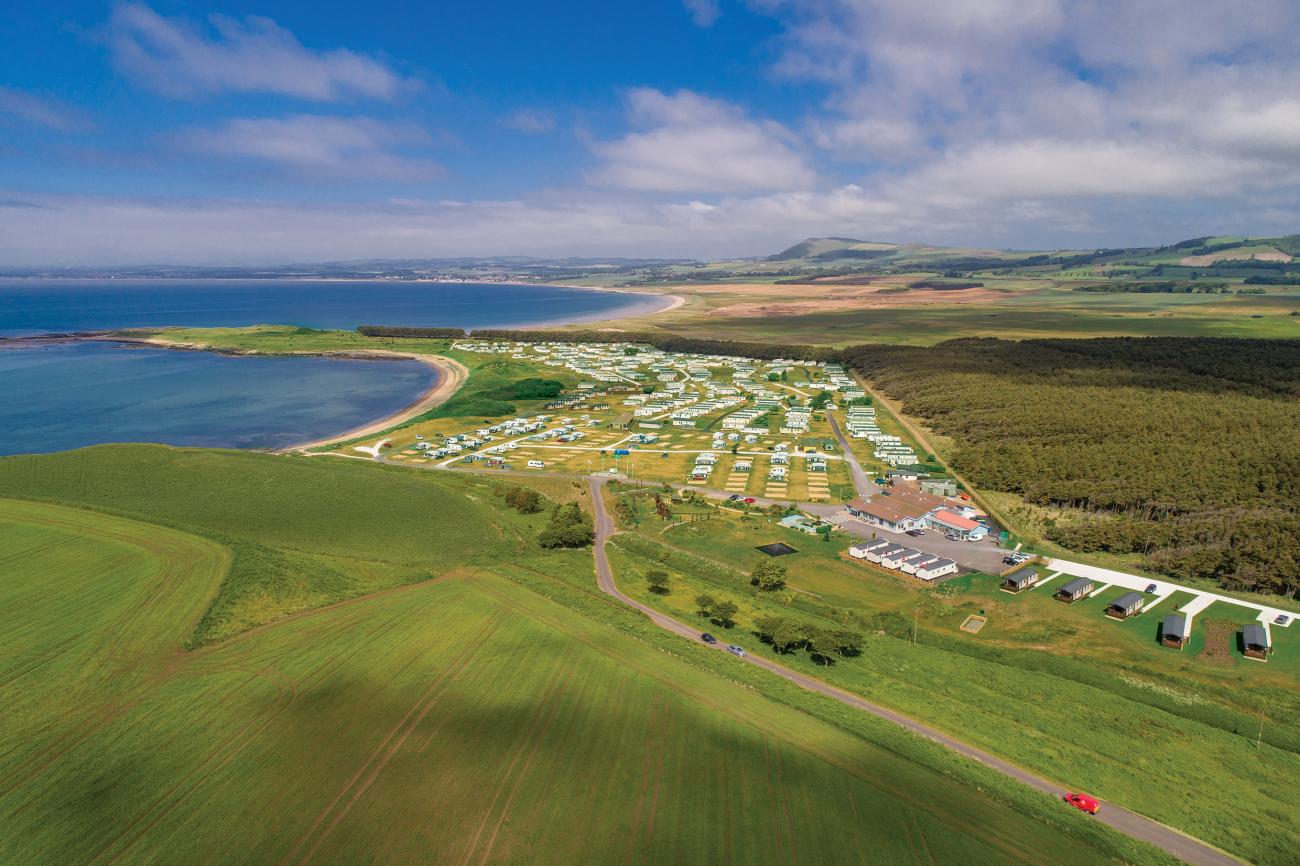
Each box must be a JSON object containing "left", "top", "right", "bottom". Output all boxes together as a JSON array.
[
  {"left": 1276, "top": 614, "right": 1291, "bottom": 626},
  {"left": 726, "top": 644, "right": 746, "bottom": 657},
  {"left": 1064, "top": 793, "right": 1100, "bottom": 815},
  {"left": 906, "top": 529, "right": 925, "bottom": 537},
  {"left": 701, "top": 633, "right": 718, "bottom": 644},
  {"left": 728, "top": 494, "right": 740, "bottom": 501},
  {"left": 743, "top": 497, "right": 757, "bottom": 504},
  {"left": 1145, "top": 583, "right": 1158, "bottom": 593}
]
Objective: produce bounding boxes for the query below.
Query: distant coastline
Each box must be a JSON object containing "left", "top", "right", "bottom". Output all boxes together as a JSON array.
[{"left": 0, "top": 278, "right": 683, "bottom": 339}]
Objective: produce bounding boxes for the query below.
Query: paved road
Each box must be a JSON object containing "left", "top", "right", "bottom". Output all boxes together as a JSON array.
[{"left": 588, "top": 478, "right": 1243, "bottom": 866}]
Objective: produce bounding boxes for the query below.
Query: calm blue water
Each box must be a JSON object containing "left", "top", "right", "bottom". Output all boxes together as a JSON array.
[
  {"left": 0, "top": 279, "right": 670, "bottom": 337},
  {"left": 0, "top": 341, "right": 439, "bottom": 456},
  {"left": 0, "top": 278, "right": 671, "bottom": 456}
]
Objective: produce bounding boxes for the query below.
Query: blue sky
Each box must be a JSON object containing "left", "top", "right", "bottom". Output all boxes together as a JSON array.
[{"left": 3, "top": 1, "right": 1300, "bottom": 264}]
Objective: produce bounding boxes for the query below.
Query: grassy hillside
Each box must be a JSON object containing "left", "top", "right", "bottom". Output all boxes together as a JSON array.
[
  {"left": 605, "top": 506, "right": 1300, "bottom": 866},
  {"left": 0, "top": 445, "right": 534, "bottom": 645},
  {"left": 0, "top": 450, "right": 1174, "bottom": 865}
]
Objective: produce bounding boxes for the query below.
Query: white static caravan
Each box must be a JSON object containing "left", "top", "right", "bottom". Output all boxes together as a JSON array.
[
  {"left": 871, "top": 543, "right": 908, "bottom": 565},
  {"left": 879, "top": 546, "right": 921, "bottom": 570},
  {"left": 848, "top": 539, "right": 890, "bottom": 560},
  {"left": 903, "top": 553, "right": 941, "bottom": 575},
  {"left": 896, "top": 551, "right": 929, "bottom": 574},
  {"left": 915, "top": 559, "right": 958, "bottom": 581}
]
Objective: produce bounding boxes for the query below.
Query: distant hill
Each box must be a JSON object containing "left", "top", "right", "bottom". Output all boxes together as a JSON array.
[
  {"left": 4, "top": 233, "right": 1297, "bottom": 283},
  {"left": 760, "top": 233, "right": 1300, "bottom": 272},
  {"left": 767, "top": 237, "right": 901, "bottom": 262}
]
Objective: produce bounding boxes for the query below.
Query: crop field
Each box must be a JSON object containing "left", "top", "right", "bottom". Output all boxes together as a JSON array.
[
  {"left": 588, "top": 280, "right": 1300, "bottom": 346},
  {"left": 0, "top": 488, "right": 1141, "bottom": 865},
  {"left": 607, "top": 509, "right": 1300, "bottom": 866}
]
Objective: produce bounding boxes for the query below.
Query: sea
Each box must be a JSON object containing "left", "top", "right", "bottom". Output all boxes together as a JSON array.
[
  {"left": 0, "top": 279, "right": 667, "bottom": 456},
  {"left": 0, "top": 278, "right": 670, "bottom": 337}
]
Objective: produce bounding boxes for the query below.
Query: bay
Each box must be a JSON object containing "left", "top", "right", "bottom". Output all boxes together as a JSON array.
[{"left": 0, "top": 341, "right": 438, "bottom": 456}]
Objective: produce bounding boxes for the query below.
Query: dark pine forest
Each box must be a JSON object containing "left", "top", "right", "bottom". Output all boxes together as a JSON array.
[{"left": 843, "top": 337, "right": 1300, "bottom": 597}]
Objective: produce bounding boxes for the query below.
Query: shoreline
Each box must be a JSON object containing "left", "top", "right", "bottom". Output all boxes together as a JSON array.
[
  {"left": 116, "top": 336, "right": 470, "bottom": 453},
  {"left": 1, "top": 333, "right": 470, "bottom": 454},
  {"left": 276, "top": 350, "right": 467, "bottom": 452}
]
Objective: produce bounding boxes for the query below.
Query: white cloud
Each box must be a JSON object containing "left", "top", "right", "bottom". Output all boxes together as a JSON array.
[
  {"left": 500, "top": 108, "right": 557, "bottom": 134},
  {"left": 743, "top": 0, "right": 1300, "bottom": 238},
  {"left": 0, "top": 187, "right": 906, "bottom": 265},
  {"left": 173, "top": 115, "right": 441, "bottom": 181},
  {"left": 590, "top": 89, "right": 816, "bottom": 193},
  {"left": 5, "top": 177, "right": 1300, "bottom": 266},
  {"left": 684, "top": 0, "right": 722, "bottom": 27},
  {"left": 812, "top": 115, "right": 925, "bottom": 161},
  {"left": 891, "top": 140, "right": 1270, "bottom": 207},
  {"left": 106, "top": 3, "right": 415, "bottom": 101},
  {"left": 0, "top": 87, "right": 91, "bottom": 131}
]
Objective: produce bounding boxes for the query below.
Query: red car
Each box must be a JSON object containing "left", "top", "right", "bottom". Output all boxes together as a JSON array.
[
  {"left": 743, "top": 497, "right": 757, "bottom": 504},
  {"left": 1065, "top": 793, "right": 1100, "bottom": 815}
]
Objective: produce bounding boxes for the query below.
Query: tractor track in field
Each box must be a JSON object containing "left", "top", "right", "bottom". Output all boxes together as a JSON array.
[
  {"left": 90, "top": 667, "right": 299, "bottom": 866},
  {"left": 281, "top": 612, "right": 505, "bottom": 866},
  {"left": 623, "top": 695, "right": 670, "bottom": 866},
  {"left": 462, "top": 645, "right": 581, "bottom": 866}
]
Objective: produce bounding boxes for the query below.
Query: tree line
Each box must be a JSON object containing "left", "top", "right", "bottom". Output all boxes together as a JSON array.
[{"left": 355, "top": 325, "right": 839, "bottom": 363}]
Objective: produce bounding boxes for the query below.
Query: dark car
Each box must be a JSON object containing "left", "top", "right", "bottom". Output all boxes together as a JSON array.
[
  {"left": 1276, "top": 614, "right": 1291, "bottom": 626},
  {"left": 701, "top": 633, "right": 718, "bottom": 645},
  {"left": 906, "top": 528, "right": 925, "bottom": 537},
  {"left": 728, "top": 494, "right": 741, "bottom": 501},
  {"left": 1145, "top": 583, "right": 1158, "bottom": 593}
]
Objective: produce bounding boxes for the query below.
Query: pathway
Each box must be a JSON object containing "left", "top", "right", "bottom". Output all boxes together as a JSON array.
[{"left": 587, "top": 477, "right": 1244, "bottom": 866}]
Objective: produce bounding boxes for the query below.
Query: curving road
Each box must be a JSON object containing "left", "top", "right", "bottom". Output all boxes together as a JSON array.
[{"left": 588, "top": 477, "right": 1243, "bottom": 866}]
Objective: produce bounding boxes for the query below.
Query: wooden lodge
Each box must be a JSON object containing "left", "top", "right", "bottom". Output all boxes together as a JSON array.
[
  {"left": 1055, "top": 577, "right": 1094, "bottom": 603},
  {"left": 1105, "top": 592, "right": 1145, "bottom": 620},
  {"left": 1161, "top": 614, "right": 1188, "bottom": 649},
  {"left": 1001, "top": 567, "right": 1039, "bottom": 593},
  {"left": 1243, "top": 623, "right": 1272, "bottom": 660}
]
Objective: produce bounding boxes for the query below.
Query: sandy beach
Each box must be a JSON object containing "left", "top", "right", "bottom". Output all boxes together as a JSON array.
[
  {"left": 274, "top": 351, "right": 467, "bottom": 452},
  {"left": 70, "top": 334, "right": 469, "bottom": 453}
]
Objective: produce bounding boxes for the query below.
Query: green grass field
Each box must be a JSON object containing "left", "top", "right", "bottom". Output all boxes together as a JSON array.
[
  {"left": 0, "top": 451, "right": 1173, "bottom": 865},
  {"left": 606, "top": 510, "right": 1300, "bottom": 866}
]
